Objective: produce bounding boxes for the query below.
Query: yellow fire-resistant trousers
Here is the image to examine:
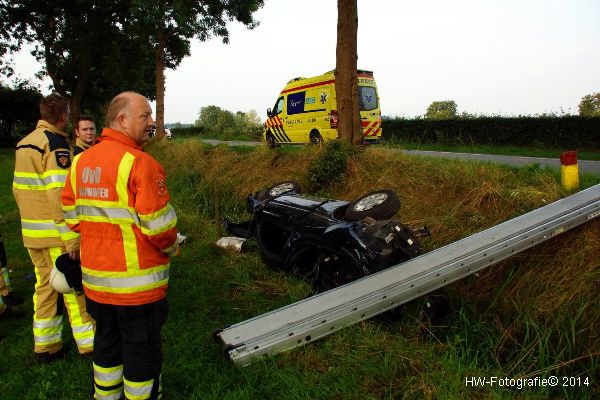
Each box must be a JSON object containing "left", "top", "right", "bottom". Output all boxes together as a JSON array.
[{"left": 27, "top": 247, "right": 95, "bottom": 355}]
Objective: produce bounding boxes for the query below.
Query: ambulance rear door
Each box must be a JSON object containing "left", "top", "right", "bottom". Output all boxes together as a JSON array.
[{"left": 358, "top": 74, "right": 382, "bottom": 141}]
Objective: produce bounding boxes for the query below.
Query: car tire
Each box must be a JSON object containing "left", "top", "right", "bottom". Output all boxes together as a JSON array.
[
  {"left": 255, "top": 219, "right": 288, "bottom": 268},
  {"left": 267, "top": 181, "right": 302, "bottom": 198},
  {"left": 309, "top": 130, "right": 323, "bottom": 145},
  {"left": 284, "top": 241, "right": 321, "bottom": 283},
  {"left": 315, "top": 248, "right": 363, "bottom": 291},
  {"left": 345, "top": 190, "right": 401, "bottom": 221}
]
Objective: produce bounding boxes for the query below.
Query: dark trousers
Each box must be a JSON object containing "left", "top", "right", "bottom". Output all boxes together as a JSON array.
[{"left": 86, "top": 297, "right": 168, "bottom": 400}]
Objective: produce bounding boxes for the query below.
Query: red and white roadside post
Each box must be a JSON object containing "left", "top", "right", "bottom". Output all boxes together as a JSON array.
[{"left": 560, "top": 150, "right": 579, "bottom": 191}]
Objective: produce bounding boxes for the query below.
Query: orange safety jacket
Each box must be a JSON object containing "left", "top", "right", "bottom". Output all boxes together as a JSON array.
[{"left": 61, "top": 128, "right": 178, "bottom": 306}]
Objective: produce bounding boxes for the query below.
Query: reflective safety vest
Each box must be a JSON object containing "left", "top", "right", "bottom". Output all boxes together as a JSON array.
[
  {"left": 13, "top": 120, "right": 79, "bottom": 250},
  {"left": 61, "top": 128, "right": 178, "bottom": 306}
]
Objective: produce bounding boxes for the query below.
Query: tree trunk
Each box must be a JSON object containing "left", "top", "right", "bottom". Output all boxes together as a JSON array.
[
  {"left": 335, "top": 0, "right": 361, "bottom": 145},
  {"left": 69, "top": 56, "right": 91, "bottom": 130},
  {"left": 46, "top": 46, "right": 90, "bottom": 134},
  {"left": 154, "top": 23, "right": 167, "bottom": 139}
]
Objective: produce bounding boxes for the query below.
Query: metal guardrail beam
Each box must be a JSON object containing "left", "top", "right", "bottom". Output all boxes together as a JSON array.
[{"left": 215, "top": 184, "right": 600, "bottom": 366}]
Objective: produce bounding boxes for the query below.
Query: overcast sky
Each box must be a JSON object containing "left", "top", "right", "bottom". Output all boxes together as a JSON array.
[{"left": 7, "top": 0, "right": 600, "bottom": 123}]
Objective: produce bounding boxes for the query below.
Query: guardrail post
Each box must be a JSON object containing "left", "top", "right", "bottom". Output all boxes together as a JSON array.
[{"left": 560, "top": 151, "right": 579, "bottom": 191}]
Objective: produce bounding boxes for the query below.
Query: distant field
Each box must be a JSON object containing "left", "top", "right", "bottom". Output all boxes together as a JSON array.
[{"left": 0, "top": 144, "right": 598, "bottom": 399}]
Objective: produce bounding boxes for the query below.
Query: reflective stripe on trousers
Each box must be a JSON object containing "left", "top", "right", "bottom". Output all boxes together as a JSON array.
[
  {"left": 94, "top": 363, "right": 124, "bottom": 400},
  {"left": 124, "top": 376, "right": 162, "bottom": 400},
  {"left": 33, "top": 316, "right": 63, "bottom": 346},
  {"left": 65, "top": 293, "right": 95, "bottom": 351},
  {"left": 30, "top": 246, "right": 94, "bottom": 354}
]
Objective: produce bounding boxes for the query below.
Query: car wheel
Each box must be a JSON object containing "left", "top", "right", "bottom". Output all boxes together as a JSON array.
[
  {"left": 285, "top": 241, "right": 323, "bottom": 283},
  {"left": 315, "top": 250, "right": 363, "bottom": 291},
  {"left": 256, "top": 219, "right": 288, "bottom": 268},
  {"left": 267, "top": 181, "right": 302, "bottom": 197},
  {"left": 285, "top": 242, "right": 363, "bottom": 291},
  {"left": 309, "top": 130, "right": 323, "bottom": 145},
  {"left": 345, "top": 190, "right": 401, "bottom": 221}
]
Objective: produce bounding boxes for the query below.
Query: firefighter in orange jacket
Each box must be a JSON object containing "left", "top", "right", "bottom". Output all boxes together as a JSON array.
[
  {"left": 12, "top": 93, "right": 94, "bottom": 362},
  {"left": 62, "top": 91, "right": 179, "bottom": 400}
]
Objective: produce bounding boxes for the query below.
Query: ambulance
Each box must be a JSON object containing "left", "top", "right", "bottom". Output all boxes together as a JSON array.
[{"left": 263, "top": 70, "right": 382, "bottom": 146}]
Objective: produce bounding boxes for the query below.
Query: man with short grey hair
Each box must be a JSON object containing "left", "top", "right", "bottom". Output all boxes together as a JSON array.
[{"left": 62, "top": 91, "right": 179, "bottom": 400}]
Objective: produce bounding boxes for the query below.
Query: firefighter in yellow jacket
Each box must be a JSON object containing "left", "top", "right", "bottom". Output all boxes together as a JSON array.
[{"left": 12, "top": 92, "right": 94, "bottom": 362}]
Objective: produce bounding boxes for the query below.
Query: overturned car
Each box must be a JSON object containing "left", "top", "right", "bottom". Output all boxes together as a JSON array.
[{"left": 225, "top": 182, "right": 428, "bottom": 291}]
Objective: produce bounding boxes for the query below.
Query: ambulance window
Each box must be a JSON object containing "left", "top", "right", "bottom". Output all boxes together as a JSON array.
[
  {"left": 359, "top": 86, "right": 378, "bottom": 111},
  {"left": 287, "top": 92, "right": 305, "bottom": 115},
  {"left": 273, "top": 97, "right": 284, "bottom": 115}
]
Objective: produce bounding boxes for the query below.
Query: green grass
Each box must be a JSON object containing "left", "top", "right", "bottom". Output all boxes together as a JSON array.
[
  {"left": 381, "top": 139, "right": 600, "bottom": 161},
  {"left": 0, "top": 144, "right": 598, "bottom": 399}
]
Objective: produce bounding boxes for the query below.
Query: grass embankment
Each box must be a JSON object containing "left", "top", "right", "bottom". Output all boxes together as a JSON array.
[{"left": 0, "top": 143, "right": 598, "bottom": 399}]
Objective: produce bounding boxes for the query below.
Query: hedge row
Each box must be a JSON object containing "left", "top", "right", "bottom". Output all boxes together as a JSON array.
[
  {"left": 170, "top": 125, "right": 263, "bottom": 140},
  {"left": 381, "top": 116, "right": 600, "bottom": 150},
  {"left": 170, "top": 126, "right": 206, "bottom": 136}
]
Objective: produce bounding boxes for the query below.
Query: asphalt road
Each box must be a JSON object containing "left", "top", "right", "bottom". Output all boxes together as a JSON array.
[
  {"left": 403, "top": 150, "right": 600, "bottom": 175},
  {"left": 198, "top": 139, "right": 600, "bottom": 175}
]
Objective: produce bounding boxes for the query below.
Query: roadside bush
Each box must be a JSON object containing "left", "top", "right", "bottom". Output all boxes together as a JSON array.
[
  {"left": 171, "top": 126, "right": 206, "bottom": 137},
  {"left": 194, "top": 105, "right": 262, "bottom": 140},
  {"left": 306, "top": 140, "right": 354, "bottom": 191}
]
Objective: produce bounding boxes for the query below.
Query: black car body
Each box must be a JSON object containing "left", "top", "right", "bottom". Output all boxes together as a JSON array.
[{"left": 225, "top": 182, "right": 427, "bottom": 290}]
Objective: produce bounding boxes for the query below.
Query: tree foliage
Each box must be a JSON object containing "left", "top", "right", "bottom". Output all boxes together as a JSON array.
[
  {"left": 0, "top": 0, "right": 156, "bottom": 124},
  {"left": 1, "top": 1, "right": 264, "bottom": 136},
  {"left": 425, "top": 100, "right": 458, "bottom": 120},
  {"left": 0, "top": 80, "right": 42, "bottom": 145},
  {"left": 195, "top": 105, "right": 261, "bottom": 139},
  {"left": 127, "top": 0, "right": 264, "bottom": 137},
  {"left": 578, "top": 92, "right": 600, "bottom": 117}
]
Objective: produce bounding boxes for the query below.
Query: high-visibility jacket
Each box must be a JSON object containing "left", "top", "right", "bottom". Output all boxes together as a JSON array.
[
  {"left": 13, "top": 120, "right": 80, "bottom": 250},
  {"left": 61, "top": 128, "right": 178, "bottom": 306}
]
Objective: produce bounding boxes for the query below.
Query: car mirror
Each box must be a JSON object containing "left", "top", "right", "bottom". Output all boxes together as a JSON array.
[{"left": 267, "top": 108, "right": 272, "bottom": 118}]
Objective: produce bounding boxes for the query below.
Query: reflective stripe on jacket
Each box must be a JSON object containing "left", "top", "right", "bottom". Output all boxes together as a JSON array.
[
  {"left": 61, "top": 128, "right": 178, "bottom": 306},
  {"left": 13, "top": 120, "right": 80, "bottom": 249}
]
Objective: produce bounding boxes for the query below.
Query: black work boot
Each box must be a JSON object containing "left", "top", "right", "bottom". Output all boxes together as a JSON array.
[
  {"left": 36, "top": 348, "right": 67, "bottom": 364},
  {"left": 0, "top": 306, "right": 24, "bottom": 320}
]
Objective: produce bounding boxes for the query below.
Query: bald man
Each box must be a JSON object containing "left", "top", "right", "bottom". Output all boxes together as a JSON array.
[{"left": 62, "top": 91, "right": 180, "bottom": 400}]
